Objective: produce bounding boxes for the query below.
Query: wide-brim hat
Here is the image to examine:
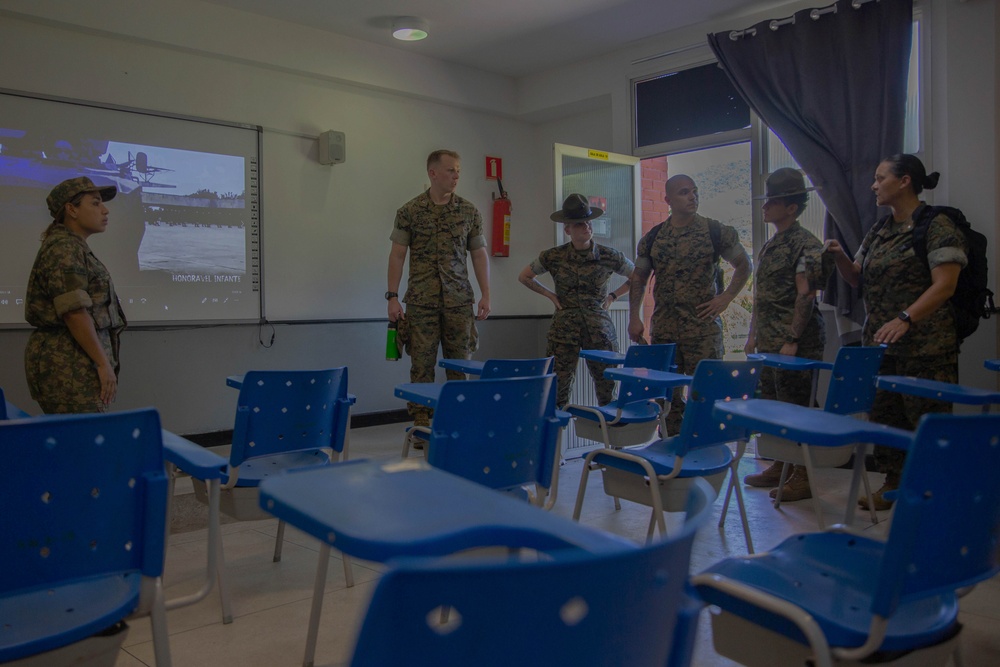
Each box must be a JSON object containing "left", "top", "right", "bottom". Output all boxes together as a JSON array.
[
  {"left": 752, "top": 167, "right": 818, "bottom": 200},
  {"left": 47, "top": 176, "right": 118, "bottom": 218},
  {"left": 550, "top": 193, "right": 604, "bottom": 223}
]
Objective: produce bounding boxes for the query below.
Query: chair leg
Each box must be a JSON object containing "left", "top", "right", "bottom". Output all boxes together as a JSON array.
[
  {"left": 771, "top": 462, "right": 792, "bottom": 508},
  {"left": 342, "top": 554, "right": 354, "bottom": 588},
  {"left": 401, "top": 430, "right": 411, "bottom": 458},
  {"left": 801, "top": 447, "right": 825, "bottom": 530},
  {"left": 571, "top": 453, "right": 597, "bottom": 522},
  {"left": 646, "top": 509, "right": 658, "bottom": 541},
  {"left": 845, "top": 442, "right": 878, "bottom": 525},
  {"left": 952, "top": 638, "right": 966, "bottom": 667},
  {"left": 216, "top": 529, "right": 234, "bottom": 624},
  {"left": 726, "top": 464, "right": 755, "bottom": 554},
  {"left": 303, "top": 544, "right": 332, "bottom": 667},
  {"left": 273, "top": 519, "right": 286, "bottom": 563},
  {"left": 150, "top": 577, "right": 173, "bottom": 667}
]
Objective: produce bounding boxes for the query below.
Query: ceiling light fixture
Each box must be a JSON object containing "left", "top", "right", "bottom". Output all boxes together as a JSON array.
[{"left": 392, "top": 17, "right": 429, "bottom": 42}]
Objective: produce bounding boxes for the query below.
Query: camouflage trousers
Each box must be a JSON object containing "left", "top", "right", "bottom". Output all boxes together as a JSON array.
[
  {"left": 651, "top": 330, "right": 723, "bottom": 436},
  {"left": 547, "top": 339, "right": 617, "bottom": 409},
  {"left": 402, "top": 304, "right": 478, "bottom": 420},
  {"left": 25, "top": 328, "right": 113, "bottom": 415},
  {"left": 870, "top": 352, "right": 957, "bottom": 476},
  {"left": 757, "top": 340, "right": 825, "bottom": 407}
]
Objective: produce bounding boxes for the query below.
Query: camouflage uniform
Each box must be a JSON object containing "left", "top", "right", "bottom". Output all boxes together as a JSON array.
[
  {"left": 635, "top": 214, "right": 748, "bottom": 434},
  {"left": 753, "top": 222, "right": 830, "bottom": 405},
  {"left": 24, "top": 224, "right": 127, "bottom": 413},
  {"left": 531, "top": 242, "right": 634, "bottom": 407},
  {"left": 390, "top": 190, "right": 485, "bottom": 419},
  {"left": 857, "top": 204, "right": 968, "bottom": 473}
]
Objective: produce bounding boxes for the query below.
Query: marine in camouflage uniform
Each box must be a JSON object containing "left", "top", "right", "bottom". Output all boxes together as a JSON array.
[
  {"left": 742, "top": 168, "right": 831, "bottom": 498},
  {"left": 24, "top": 178, "right": 127, "bottom": 414},
  {"left": 630, "top": 175, "right": 752, "bottom": 436},
  {"left": 856, "top": 204, "right": 967, "bottom": 475},
  {"left": 520, "top": 194, "right": 634, "bottom": 408},
  {"left": 387, "top": 150, "right": 490, "bottom": 425}
]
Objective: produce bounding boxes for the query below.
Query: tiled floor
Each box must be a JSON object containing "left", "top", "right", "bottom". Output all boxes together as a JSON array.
[{"left": 116, "top": 424, "right": 1000, "bottom": 666}]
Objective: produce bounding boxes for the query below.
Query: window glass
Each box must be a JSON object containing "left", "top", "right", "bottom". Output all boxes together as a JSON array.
[{"left": 634, "top": 64, "right": 750, "bottom": 148}]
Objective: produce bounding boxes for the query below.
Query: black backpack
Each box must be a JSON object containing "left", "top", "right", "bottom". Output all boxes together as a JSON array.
[{"left": 875, "top": 205, "right": 994, "bottom": 347}]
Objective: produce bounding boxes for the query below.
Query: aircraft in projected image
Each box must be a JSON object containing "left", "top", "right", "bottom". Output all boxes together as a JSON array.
[
  {"left": 105, "top": 150, "right": 176, "bottom": 189},
  {"left": 0, "top": 131, "right": 173, "bottom": 197}
]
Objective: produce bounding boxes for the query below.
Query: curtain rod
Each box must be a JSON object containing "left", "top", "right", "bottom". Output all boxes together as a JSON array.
[
  {"left": 630, "top": 41, "right": 706, "bottom": 66},
  {"left": 728, "top": 0, "right": 877, "bottom": 40}
]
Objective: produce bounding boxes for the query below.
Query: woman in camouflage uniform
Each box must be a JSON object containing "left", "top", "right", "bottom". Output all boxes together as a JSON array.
[
  {"left": 743, "top": 168, "right": 831, "bottom": 502},
  {"left": 519, "top": 194, "right": 633, "bottom": 408},
  {"left": 826, "top": 154, "right": 966, "bottom": 510},
  {"left": 24, "top": 177, "right": 127, "bottom": 413}
]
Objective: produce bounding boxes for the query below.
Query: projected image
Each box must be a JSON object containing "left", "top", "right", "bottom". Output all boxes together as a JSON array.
[
  {"left": 0, "top": 93, "right": 260, "bottom": 326},
  {"left": 1, "top": 132, "right": 246, "bottom": 276}
]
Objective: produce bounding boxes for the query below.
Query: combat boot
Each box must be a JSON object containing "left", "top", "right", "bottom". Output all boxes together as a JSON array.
[
  {"left": 769, "top": 465, "right": 812, "bottom": 501},
  {"left": 744, "top": 460, "right": 785, "bottom": 488},
  {"left": 859, "top": 471, "right": 900, "bottom": 511}
]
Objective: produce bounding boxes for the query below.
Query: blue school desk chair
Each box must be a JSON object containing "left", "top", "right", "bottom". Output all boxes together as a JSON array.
[
  {"left": 0, "top": 408, "right": 172, "bottom": 666},
  {"left": 693, "top": 412, "right": 1000, "bottom": 667}
]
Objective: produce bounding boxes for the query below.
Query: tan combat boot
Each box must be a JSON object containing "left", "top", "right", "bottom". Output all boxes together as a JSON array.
[
  {"left": 744, "top": 460, "right": 785, "bottom": 488},
  {"left": 859, "top": 471, "right": 899, "bottom": 511},
  {"left": 769, "top": 465, "right": 812, "bottom": 501}
]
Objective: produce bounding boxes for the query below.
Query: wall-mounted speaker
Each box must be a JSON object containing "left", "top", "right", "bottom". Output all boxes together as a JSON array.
[{"left": 318, "top": 130, "right": 346, "bottom": 165}]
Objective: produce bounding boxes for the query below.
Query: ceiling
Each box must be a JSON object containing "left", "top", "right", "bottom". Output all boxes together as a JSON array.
[{"left": 199, "top": 0, "right": 782, "bottom": 78}]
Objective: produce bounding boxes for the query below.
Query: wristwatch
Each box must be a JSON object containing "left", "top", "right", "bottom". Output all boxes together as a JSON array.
[
  {"left": 384, "top": 291, "right": 398, "bottom": 300},
  {"left": 898, "top": 310, "right": 911, "bottom": 323}
]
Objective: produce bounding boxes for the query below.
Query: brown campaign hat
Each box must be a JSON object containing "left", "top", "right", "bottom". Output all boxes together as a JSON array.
[
  {"left": 753, "top": 167, "right": 818, "bottom": 200},
  {"left": 550, "top": 193, "right": 604, "bottom": 223}
]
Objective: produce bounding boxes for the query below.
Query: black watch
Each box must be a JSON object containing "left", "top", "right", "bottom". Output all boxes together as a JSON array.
[
  {"left": 385, "top": 291, "right": 398, "bottom": 300},
  {"left": 898, "top": 310, "right": 911, "bottom": 323}
]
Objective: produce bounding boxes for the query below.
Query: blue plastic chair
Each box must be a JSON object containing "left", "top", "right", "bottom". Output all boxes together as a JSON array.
[
  {"left": 566, "top": 343, "right": 677, "bottom": 449},
  {"left": 0, "top": 386, "right": 31, "bottom": 420},
  {"left": 0, "top": 409, "right": 171, "bottom": 666},
  {"left": 403, "top": 356, "right": 555, "bottom": 457},
  {"left": 750, "top": 345, "right": 886, "bottom": 528},
  {"left": 875, "top": 374, "right": 1000, "bottom": 413},
  {"left": 349, "top": 477, "right": 715, "bottom": 667},
  {"left": 163, "top": 367, "right": 356, "bottom": 623},
  {"left": 425, "top": 374, "right": 562, "bottom": 507},
  {"left": 478, "top": 355, "right": 554, "bottom": 378},
  {"left": 573, "top": 359, "right": 762, "bottom": 551},
  {"left": 693, "top": 412, "right": 1000, "bottom": 667}
]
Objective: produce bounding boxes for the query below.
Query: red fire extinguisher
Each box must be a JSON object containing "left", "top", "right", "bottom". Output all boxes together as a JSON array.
[{"left": 491, "top": 179, "right": 510, "bottom": 257}]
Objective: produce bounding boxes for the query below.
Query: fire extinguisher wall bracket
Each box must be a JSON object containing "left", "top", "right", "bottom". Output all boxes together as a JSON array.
[{"left": 491, "top": 179, "right": 511, "bottom": 257}]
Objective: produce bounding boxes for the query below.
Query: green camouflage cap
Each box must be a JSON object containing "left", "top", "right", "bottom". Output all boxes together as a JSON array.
[{"left": 46, "top": 177, "right": 117, "bottom": 218}]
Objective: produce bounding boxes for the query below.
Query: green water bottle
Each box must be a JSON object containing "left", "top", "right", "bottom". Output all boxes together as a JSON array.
[{"left": 386, "top": 321, "right": 401, "bottom": 361}]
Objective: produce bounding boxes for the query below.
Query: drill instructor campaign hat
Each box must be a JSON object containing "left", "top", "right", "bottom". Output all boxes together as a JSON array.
[
  {"left": 47, "top": 177, "right": 118, "bottom": 218},
  {"left": 550, "top": 193, "right": 604, "bottom": 223},
  {"left": 753, "top": 167, "right": 818, "bottom": 200}
]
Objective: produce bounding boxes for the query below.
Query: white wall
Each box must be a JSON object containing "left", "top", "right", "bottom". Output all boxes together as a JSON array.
[
  {"left": 0, "top": 0, "right": 995, "bottom": 431},
  {"left": 0, "top": 2, "right": 558, "bottom": 431}
]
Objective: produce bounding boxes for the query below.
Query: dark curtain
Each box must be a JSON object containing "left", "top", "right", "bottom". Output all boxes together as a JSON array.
[{"left": 707, "top": 0, "right": 912, "bottom": 326}]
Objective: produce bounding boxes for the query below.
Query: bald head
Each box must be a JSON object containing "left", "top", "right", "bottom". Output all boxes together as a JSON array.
[
  {"left": 664, "top": 174, "right": 699, "bottom": 219},
  {"left": 665, "top": 174, "right": 695, "bottom": 197}
]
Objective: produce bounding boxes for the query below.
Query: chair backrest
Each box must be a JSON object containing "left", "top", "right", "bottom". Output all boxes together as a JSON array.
[
  {"left": 676, "top": 359, "right": 763, "bottom": 454},
  {"left": 624, "top": 343, "right": 676, "bottom": 371},
  {"left": 349, "top": 477, "right": 715, "bottom": 667},
  {"left": 822, "top": 345, "right": 886, "bottom": 415},
  {"left": 612, "top": 343, "right": 678, "bottom": 408},
  {"left": 0, "top": 408, "right": 169, "bottom": 595},
  {"left": 229, "top": 367, "right": 351, "bottom": 466},
  {"left": 426, "top": 374, "right": 559, "bottom": 494},
  {"left": 873, "top": 413, "right": 1000, "bottom": 618},
  {"left": 479, "top": 356, "right": 554, "bottom": 379}
]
